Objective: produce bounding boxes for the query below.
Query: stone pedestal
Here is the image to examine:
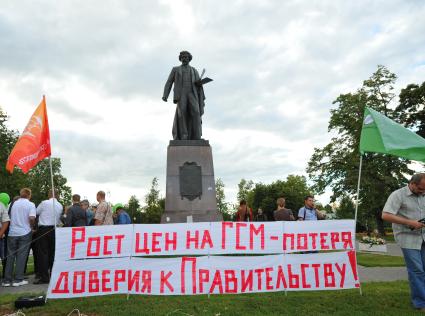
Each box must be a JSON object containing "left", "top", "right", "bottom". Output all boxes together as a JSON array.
[{"left": 161, "top": 140, "right": 223, "bottom": 223}]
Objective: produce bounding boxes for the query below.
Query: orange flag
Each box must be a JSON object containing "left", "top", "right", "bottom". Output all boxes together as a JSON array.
[{"left": 6, "top": 96, "right": 51, "bottom": 173}]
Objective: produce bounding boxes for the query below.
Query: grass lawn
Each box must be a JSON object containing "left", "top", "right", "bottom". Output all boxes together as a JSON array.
[
  {"left": 356, "top": 253, "right": 405, "bottom": 267},
  {"left": 0, "top": 282, "right": 421, "bottom": 316}
]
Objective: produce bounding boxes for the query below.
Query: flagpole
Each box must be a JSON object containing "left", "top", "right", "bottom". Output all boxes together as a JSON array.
[
  {"left": 49, "top": 157, "right": 57, "bottom": 228},
  {"left": 354, "top": 154, "right": 363, "bottom": 296},
  {"left": 354, "top": 155, "right": 363, "bottom": 224}
]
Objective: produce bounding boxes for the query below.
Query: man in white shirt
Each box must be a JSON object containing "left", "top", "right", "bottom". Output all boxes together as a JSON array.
[
  {"left": 35, "top": 189, "right": 63, "bottom": 284},
  {"left": 2, "top": 188, "right": 36, "bottom": 287}
]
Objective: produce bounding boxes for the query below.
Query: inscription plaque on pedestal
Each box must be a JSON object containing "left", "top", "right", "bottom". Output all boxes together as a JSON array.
[{"left": 179, "top": 162, "right": 202, "bottom": 201}]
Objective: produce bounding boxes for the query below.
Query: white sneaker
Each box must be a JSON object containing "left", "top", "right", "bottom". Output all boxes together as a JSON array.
[
  {"left": 12, "top": 280, "right": 28, "bottom": 287},
  {"left": 1, "top": 282, "right": 11, "bottom": 287}
]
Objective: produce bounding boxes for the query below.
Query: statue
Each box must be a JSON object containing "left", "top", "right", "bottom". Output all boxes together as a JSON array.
[{"left": 162, "top": 51, "right": 211, "bottom": 140}]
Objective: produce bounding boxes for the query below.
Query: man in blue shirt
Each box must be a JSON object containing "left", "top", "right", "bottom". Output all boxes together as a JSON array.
[
  {"left": 114, "top": 204, "right": 132, "bottom": 225},
  {"left": 298, "top": 195, "right": 325, "bottom": 221}
]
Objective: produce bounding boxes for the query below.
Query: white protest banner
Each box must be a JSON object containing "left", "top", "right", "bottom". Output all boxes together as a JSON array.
[
  {"left": 132, "top": 222, "right": 213, "bottom": 256},
  {"left": 47, "top": 251, "right": 360, "bottom": 298},
  {"left": 209, "top": 221, "right": 284, "bottom": 254},
  {"left": 54, "top": 220, "right": 355, "bottom": 260},
  {"left": 55, "top": 225, "right": 133, "bottom": 261},
  {"left": 281, "top": 220, "right": 355, "bottom": 253},
  {"left": 47, "top": 257, "right": 131, "bottom": 298}
]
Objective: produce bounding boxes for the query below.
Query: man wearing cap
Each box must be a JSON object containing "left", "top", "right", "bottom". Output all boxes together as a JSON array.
[
  {"left": 114, "top": 204, "right": 132, "bottom": 225},
  {"left": 0, "top": 193, "right": 11, "bottom": 279}
]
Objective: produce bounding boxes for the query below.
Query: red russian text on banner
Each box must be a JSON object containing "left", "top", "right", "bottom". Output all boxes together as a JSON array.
[
  {"left": 46, "top": 252, "right": 359, "bottom": 298},
  {"left": 6, "top": 96, "right": 51, "bottom": 174},
  {"left": 54, "top": 225, "right": 133, "bottom": 261}
]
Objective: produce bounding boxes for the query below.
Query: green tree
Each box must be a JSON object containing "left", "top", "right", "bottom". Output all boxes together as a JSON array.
[
  {"left": 396, "top": 81, "right": 425, "bottom": 137},
  {"left": 215, "top": 178, "right": 231, "bottom": 220},
  {"left": 237, "top": 178, "right": 253, "bottom": 202},
  {"left": 0, "top": 107, "right": 25, "bottom": 197},
  {"left": 25, "top": 158, "right": 72, "bottom": 206},
  {"left": 127, "top": 195, "right": 141, "bottom": 223},
  {"left": 142, "top": 177, "right": 164, "bottom": 223},
  {"left": 249, "top": 175, "right": 311, "bottom": 220},
  {"left": 306, "top": 65, "right": 412, "bottom": 234},
  {"left": 335, "top": 195, "right": 355, "bottom": 219},
  {"left": 0, "top": 107, "right": 71, "bottom": 205}
]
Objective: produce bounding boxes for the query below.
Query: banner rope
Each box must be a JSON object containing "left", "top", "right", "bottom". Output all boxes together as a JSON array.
[{"left": 2, "top": 226, "right": 56, "bottom": 262}]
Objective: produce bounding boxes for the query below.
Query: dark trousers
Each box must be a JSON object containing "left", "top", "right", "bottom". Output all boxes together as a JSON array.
[
  {"left": 25, "top": 230, "right": 39, "bottom": 277},
  {"left": 0, "top": 238, "right": 7, "bottom": 279},
  {"left": 36, "top": 226, "right": 55, "bottom": 281}
]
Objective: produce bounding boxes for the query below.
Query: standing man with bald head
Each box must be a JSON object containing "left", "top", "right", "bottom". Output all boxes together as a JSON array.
[
  {"left": 94, "top": 191, "right": 113, "bottom": 226},
  {"left": 382, "top": 173, "right": 425, "bottom": 311}
]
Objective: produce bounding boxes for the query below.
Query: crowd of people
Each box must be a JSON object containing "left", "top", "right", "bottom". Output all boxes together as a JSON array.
[
  {"left": 0, "top": 188, "right": 326, "bottom": 287},
  {"left": 236, "top": 195, "right": 326, "bottom": 223},
  {"left": 0, "top": 189, "right": 131, "bottom": 287}
]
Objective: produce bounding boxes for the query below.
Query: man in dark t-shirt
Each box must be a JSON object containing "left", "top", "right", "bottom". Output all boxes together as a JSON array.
[
  {"left": 273, "top": 197, "right": 295, "bottom": 221},
  {"left": 64, "top": 194, "right": 86, "bottom": 227}
]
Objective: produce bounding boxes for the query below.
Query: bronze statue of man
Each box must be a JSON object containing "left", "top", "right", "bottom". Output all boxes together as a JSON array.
[{"left": 162, "top": 51, "right": 205, "bottom": 140}]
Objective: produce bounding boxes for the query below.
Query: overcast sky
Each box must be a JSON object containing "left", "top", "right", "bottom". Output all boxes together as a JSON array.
[{"left": 1, "top": 0, "right": 425, "bottom": 207}]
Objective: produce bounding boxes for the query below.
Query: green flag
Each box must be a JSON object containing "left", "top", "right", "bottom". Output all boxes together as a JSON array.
[{"left": 359, "top": 107, "right": 425, "bottom": 162}]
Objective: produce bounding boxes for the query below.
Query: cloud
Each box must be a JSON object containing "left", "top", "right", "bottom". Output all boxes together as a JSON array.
[{"left": 1, "top": 0, "right": 425, "bottom": 205}]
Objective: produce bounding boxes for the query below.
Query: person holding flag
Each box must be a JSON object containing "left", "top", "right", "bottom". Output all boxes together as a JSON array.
[
  {"left": 359, "top": 107, "right": 425, "bottom": 309},
  {"left": 3, "top": 96, "right": 55, "bottom": 287},
  {"left": 382, "top": 174, "right": 425, "bottom": 310}
]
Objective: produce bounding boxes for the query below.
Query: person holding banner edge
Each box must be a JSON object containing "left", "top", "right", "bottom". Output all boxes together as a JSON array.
[{"left": 382, "top": 173, "right": 425, "bottom": 311}]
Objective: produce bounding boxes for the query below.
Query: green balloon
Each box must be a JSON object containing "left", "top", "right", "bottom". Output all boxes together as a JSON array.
[
  {"left": 113, "top": 203, "right": 124, "bottom": 212},
  {"left": 0, "top": 193, "right": 10, "bottom": 208}
]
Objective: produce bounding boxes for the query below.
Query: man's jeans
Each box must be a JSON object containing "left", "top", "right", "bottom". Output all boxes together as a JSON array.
[
  {"left": 4, "top": 232, "right": 32, "bottom": 282},
  {"left": 402, "top": 244, "right": 425, "bottom": 308}
]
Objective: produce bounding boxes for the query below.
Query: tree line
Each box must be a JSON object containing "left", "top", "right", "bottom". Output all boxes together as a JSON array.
[{"left": 216, "top": 66, "right": 425, "bottom": 235}]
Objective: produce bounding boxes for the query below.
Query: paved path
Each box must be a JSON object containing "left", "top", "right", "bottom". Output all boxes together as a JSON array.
[
  {"left": 356, "top": 241, "right": 403, "bottom": 257},
  {"left": 0, "top": 275, "right": 48, "bottom": 295},
  {"left": 358, "top": 266, "right": 407, "bottom": 282},
  {"left": 356, "top": 242, "right": 407, "bottom": 282}
]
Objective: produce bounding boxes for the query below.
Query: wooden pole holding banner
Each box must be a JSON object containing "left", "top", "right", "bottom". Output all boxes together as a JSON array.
[
  {"left": 46, "top": 94, "right": 55, "bottom": 304},
  {"left": 354, "top": 155, "right": 363, "bottom": 295},
  {"left": 49, "top": 156, "right": 57, "bottom": 228}
]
